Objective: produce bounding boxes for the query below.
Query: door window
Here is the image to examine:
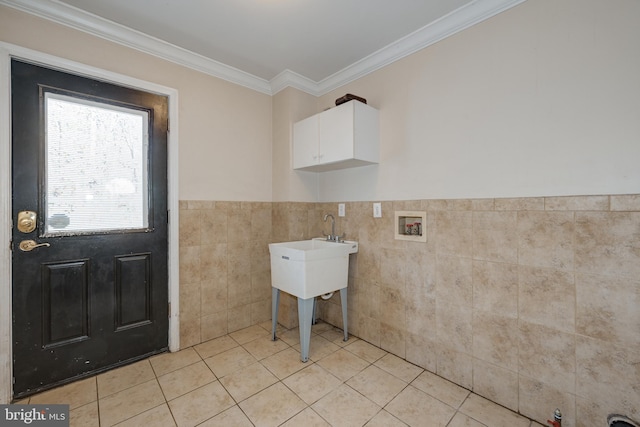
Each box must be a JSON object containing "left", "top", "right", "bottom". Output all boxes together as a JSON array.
[{"left": 45, "top": 92, "right": 149, "bottom": 235}]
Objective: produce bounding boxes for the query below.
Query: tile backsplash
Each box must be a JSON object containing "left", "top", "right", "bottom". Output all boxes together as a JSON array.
[
  {"left": 178, "top": 201, "right": 272, "bottom": 347},
  {"left": 180, "top": 195, "right": 640, "bottom": 427}
]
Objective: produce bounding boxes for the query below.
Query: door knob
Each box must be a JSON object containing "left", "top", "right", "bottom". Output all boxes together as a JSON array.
[
  {"left": 17, "top": 211, "right": 37, "bottom": 233},
  {"left": 19, "top": 240, "right": 50, "bottom": 252}
]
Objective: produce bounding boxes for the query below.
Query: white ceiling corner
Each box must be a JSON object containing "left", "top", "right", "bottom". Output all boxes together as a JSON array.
[
  {"left": 0, "top": 0, "right": 526, "bottom": 96},
  {"left": 315, "top": 0, "right": 527, "bottom": 95}
]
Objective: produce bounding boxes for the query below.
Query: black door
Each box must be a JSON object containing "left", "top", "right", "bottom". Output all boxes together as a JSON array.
[{"left": 11, "top": 60, "right": 169, "bottom": 397}]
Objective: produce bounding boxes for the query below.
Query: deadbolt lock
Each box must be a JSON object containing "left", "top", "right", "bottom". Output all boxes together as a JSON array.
[{"left": 17, "top": 210, "right": 37, "bottom": 233}]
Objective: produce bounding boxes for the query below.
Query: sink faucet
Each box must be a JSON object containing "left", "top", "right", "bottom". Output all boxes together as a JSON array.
[{"left": 323, "top": 214, "right": 345, "bottom": 242}]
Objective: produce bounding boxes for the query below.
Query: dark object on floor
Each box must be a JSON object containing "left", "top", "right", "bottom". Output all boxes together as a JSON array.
[
  {"left": 335, "top": 94, "right": 367, "bottom": 106},
  {"left": 608, "top": 415, "right": 639, "bottom": 427}
]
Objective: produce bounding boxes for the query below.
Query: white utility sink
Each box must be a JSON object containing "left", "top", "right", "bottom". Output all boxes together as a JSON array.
[
  {"left": 269, "top": 239, "right": 357, "bottom": 299},
  {"left": 269, "top": 238, "right": 358, "bottom": 362}
]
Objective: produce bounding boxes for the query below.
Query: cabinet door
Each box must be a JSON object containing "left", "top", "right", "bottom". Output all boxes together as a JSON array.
[
  {"left": 318, "top": 102, "right": 354, "bottom": 164},
  {"left": 292, "top": 114, "right": 319, "bottom": 169}
]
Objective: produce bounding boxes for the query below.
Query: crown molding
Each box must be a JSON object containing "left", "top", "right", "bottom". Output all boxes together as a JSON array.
[
  {"left": 0, "top": 0, "right": 273, "bottom": 94},
  {"left": 317, "top": 0, "right": 527, "bottom": 94},
  {"left": 270, "top": 69, "right": 320, "bottom": 97},
  {"left": 0, "top": 0, "right": 526, "bottom": 97}
]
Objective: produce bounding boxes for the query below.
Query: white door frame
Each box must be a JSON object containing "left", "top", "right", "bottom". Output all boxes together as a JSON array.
[{"left": 0, "top": 42, "right": 180, "bottom": 404}]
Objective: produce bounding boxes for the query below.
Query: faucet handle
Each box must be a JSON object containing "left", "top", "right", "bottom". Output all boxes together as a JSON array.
[
  {"left": 547, "top": 409, "right": 562, "bottom": 427},
  {"left": 336, "top": 233, "right": 346, "bottom": 243}
]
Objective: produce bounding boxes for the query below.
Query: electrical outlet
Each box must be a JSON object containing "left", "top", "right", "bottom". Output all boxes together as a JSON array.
[
  {"left": 373, "top": 202, "right": 382, "bottom": 218},
  {"left": 338, "top": 203, "right": 345, "bottom": 217}
]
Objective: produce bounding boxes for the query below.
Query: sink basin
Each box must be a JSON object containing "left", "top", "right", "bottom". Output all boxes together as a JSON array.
[
  {"left": 312, "top": 237, "right": 359, "bottom": 254},
  {"left": 269, "top": 239, "right": 356, "bottom": 299}
]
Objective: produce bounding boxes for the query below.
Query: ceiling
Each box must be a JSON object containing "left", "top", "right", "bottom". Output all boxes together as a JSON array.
[{"left": 1, "top": 0, "right": 525, "bottom": 95}]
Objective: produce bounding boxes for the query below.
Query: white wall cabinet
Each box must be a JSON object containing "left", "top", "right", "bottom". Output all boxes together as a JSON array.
[{"left": 293, "top": 100, "right": 379, "bottom": 172}]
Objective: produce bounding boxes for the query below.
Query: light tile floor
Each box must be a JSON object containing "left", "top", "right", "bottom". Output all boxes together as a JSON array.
[{"left": 19, "top": 321, "right": 546, "bottom": 427}]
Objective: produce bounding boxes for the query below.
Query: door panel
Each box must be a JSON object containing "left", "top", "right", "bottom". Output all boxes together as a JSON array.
[
  {"left": 115, "top": 253, "right": 151, "bottom": 330},
  {"left": 11, "top": 59, "right": 169, "bottom": 397},
  {"left": 42, "top": 259, "right": 90, "bottom": 347}
]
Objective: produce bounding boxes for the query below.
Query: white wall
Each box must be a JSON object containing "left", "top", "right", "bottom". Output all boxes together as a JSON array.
[
  {"left": 0, "top": 5, "right": 274, "bottom": 202},
  {"left": 6, "top": 0, "right": 637, "bottom": 205},
  {"left": 307, "top": 0, "right": 640, "bottom": 202},
  {"left": 271, "top": 87, "right": 319, "bottom": 202}
]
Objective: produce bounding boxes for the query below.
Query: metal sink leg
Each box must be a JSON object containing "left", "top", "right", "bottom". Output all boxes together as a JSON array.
[
  {"left": 271, "top": 288, "right": 280, "bottom": 341},
  {"left": 340, "top": 288, "right": 349, "bottom": 342},
  {"left": 298, "top": 297, "right": 314, "bottom": 362},
  {"left": 272, "top": 287, "right": 349, "bottom": 362}
]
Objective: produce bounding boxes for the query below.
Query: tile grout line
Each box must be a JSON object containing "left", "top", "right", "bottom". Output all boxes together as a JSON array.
[{"left": 26, "top": 322, "right": 543, "bottom": 426}]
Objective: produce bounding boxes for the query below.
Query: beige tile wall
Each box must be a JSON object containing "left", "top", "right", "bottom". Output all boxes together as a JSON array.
[
  {"left": 178, "top": 201, "right": 272, "bottom": 348},
  {"left": 180, "top": 195, "right": 640, "bottom": 427},
  {"left": 316, "top": 195, "right": 640, "bottom": 427}
]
